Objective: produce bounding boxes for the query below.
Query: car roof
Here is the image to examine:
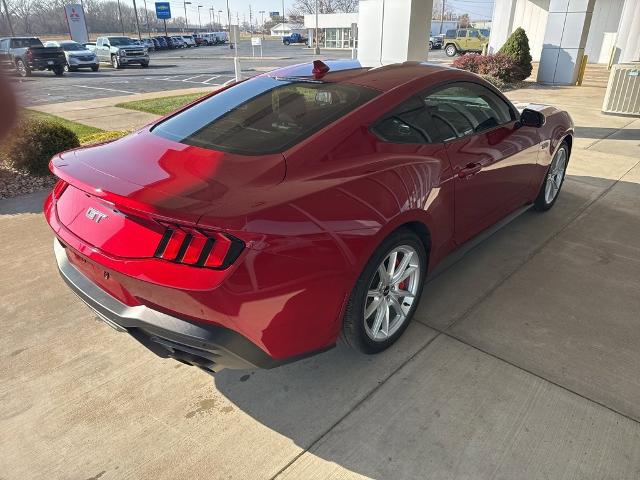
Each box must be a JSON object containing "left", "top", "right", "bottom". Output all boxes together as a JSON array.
[{"left": 264, "top": 60, "right": 456, "bottom": 92}]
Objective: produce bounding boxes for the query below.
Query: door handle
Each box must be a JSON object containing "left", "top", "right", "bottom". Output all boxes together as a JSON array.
[{"left": 458, "top": 162, "right": 483, "bottom": 179}]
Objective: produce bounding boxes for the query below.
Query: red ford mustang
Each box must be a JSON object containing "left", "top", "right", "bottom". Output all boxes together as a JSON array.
[{"left": 45, "top": 60, "right": 573, "bottom": 372}]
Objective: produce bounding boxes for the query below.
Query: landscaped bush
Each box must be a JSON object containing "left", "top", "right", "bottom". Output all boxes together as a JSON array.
[
  {"left": 498, "top": 27, "right": 533, "bottom": 81},
  {"left": 479, "top": 53, "right": 524, "bottom": 83},
  {"left": 453, "top": 53, "right": 524, "bottom": 86},
  {"left": 0, "top": 119, "right": 79, "bottom": 176},
  {"left": 452, "top": 54, "right": 483, "bottom": 73}
]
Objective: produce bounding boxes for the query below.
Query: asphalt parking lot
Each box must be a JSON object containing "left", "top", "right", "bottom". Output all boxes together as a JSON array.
[{"left": 13, "top": 39, "right": 449, "bottom": 106}]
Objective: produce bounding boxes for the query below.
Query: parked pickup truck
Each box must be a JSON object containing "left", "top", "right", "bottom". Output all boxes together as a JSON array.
[
  {"left": 443, "top": 28, "right": 488, "bottom": 57},
  {"left": 282, "top": 33, "right": 307, "bottom": 45},
  {"left": 0, "top": 37, "right": 66, "bottom": 77},
  {"left": 429, "top": 35, "right": 443, "bottom": 50},
  {"left": 88, "top": 36, "right": 149, "bottom": 69}
]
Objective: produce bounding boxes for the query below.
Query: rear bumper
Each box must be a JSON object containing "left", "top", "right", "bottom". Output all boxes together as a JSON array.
[
  {"left": 54, "top": 238, "right": 291, "bottom": 372},
  {"left": 28, "top": 58, "right": 65, "bottom": 69}
]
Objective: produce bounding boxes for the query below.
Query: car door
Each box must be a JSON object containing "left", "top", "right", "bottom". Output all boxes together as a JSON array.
[
  {"left": 96, "top": 38, "right": 108, "bottom": 61},
  {"left": 369, "top": 95, "right": 456, "bottom": 251},
  {"left": 467, "top": 30, "right": 482, "bottom": 51},
  {"left": 457, "top": 29, "right": 467, "bottom": 50},
  {"left": 422, "top": 82, "right": 540, "bottom": 243}
]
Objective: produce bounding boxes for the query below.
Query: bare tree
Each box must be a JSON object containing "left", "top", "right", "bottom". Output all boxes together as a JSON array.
[
  {"left": 432, "top": 0, "right": 455, "bottom": 20},
  {"left": 290, "top": 0, "right": 358, "bottom": 16}
]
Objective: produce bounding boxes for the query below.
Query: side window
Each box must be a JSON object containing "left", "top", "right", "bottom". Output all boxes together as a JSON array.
[
  {"left": 96, "top": 38, "right": 103, "bottom": 47},
  {"left": 374, "top": 117, "right": 425, "bottom": 144},
  {"left": 458, "top": 29, "right": 467, "bottom": 37},
  {"left": 0, "top": 39, "right": 8, "bottom": 51},
  {"left": 445, "top": 29, "right": 456, "bottom": 39},
  {"left": 372, "top": 96, "right": 443, "bottom": 144},
  {"left": 422, "top": 82, "right": 514, "bottom": 139},
  {"left": 469, "top": 30, "right": 479, "bottom": 38}
]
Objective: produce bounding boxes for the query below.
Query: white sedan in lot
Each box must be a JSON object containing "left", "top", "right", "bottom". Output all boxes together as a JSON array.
[{"left": 44, "top": 40, "right": 99, "bottom": 72}]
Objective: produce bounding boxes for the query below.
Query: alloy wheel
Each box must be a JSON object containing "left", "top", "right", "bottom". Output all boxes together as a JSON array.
[
  {"left": 16, "top": 60, "right": 27, "bottom": 77},
  {"left": 364, "top": 245, "right": 420, "bottom": 342},
  {"left": 545, "top": 146, "right": 567, "bottom": 204}
]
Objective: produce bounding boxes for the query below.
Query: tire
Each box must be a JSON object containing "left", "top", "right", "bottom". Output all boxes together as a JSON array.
[
  {"left": 16, "top": 59, "right": 30, "bottom": 77},
  {"left": 429, "top": 41, "right": 433, "bottom": 50},
  {"left": 91, "top": 65, "right": 99, "bottom": 72},
  {"left": 534, "top": 141, "right": 570, "bottom": 211},
  {"left": 68, "top": 66, "right": 78, "bottom": 72},
  {"left": 342, "top": 228, "right": 427, "bottom": 354},
  {"left": 283, "top": 40, "right": 290, "bottom": 46},
  {"left": 141, "top": 61, "right": 149, "bottom": 68},
  {"left": 111, "top": 55, "right": 122, "bottom": 69},
  {"left": 445, "top": 44, "right": 457, "bottom": 57},
  {"left": 52, "top": 66, "right": 64, "bottom": 76}
]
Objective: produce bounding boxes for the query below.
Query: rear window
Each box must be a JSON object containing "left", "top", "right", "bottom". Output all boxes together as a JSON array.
[
  {"left": 11, "top": 38, "right": 43, "bottom": 48},
  {"left": 152, "top": 77, "right": 379, "bottom": 155},
  {"left": 108, "top": 37, "right": 134, "bottom": 46}
]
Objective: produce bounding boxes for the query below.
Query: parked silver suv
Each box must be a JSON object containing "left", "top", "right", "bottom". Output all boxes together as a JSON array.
[{"left": 44, "top": 40, "right": 99, "bottom": 71}]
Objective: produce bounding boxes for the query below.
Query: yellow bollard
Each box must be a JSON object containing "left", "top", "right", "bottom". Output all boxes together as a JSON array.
[{"left": 576, "top": 54, "right": 588, "bottom": 86}]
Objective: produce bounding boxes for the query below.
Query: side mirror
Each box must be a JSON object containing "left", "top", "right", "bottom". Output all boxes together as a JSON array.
[{"left": 520, "top": 108, "right": 545, "bottom": 128}]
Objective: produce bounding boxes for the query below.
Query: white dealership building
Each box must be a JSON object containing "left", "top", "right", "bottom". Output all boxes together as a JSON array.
[{"left": 355, "top": 0, "right": 639, "bottom": 86}]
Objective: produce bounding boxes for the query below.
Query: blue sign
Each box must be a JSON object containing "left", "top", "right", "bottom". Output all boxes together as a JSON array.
[
  {"left": 155, "top": 2, "right": 171, "bottom": 19},
  {"left": 269, "top": 11, "right": 280, "bottom": 18}
]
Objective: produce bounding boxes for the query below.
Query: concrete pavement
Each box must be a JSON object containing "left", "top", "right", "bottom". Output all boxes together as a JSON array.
[{"left": 2, "top": 82, "right": 640, "bottom": 479}]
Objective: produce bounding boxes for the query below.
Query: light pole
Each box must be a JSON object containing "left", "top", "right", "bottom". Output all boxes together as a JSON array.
[
  {"left": 197, "top": 4, "right": 203, "bottom": 31},
  {"left": 183, "top": 1, "right": 191, "bottom": 32},
  {"left": 226, "top": 0, "right": 232, "bottom": 49},
  {"left": 314, "top": 0, "right": 320, "bottom": 54},
  {"left": 259, "top": 10, "right": 265, "bottom": 38},
  {"left": 209, "top": 7, "right": 213, "bottom": 29},
  {"left": 117, "top": 0, "right": 125, "bottom": 35},
  {"left": 132, "top": 0, "right": 142, "bottom": 40},
  {"left": 142, "top": 0, "right": 151, "bottom": 37}
]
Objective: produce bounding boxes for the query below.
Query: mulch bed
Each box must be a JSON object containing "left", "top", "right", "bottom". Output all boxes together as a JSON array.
[{"left": 0, "top": 166, "right": 56, "bottom": 199}]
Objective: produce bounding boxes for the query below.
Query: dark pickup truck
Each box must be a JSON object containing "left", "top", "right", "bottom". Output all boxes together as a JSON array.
[{"left": 0, "top": 37, "right": 66, "bottom": 77}]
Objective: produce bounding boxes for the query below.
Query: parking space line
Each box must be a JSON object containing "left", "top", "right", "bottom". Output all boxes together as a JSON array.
[
  {"left": 181, "top": 74, "right": 207, "bottom": 82},
  {"left": 202, "top": 75, "right": 221, "bottom": 83},
  {"left": 70, "top": 84, "right": 136, "bottom": 94}
]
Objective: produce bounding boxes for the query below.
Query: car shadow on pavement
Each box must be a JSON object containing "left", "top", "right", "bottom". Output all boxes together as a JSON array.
[
  {"left": 575, "top": 126, "right": 640, "bottom": 140},
  {"left": 212, "top": 173, "right": 640, "bottom": 478}
]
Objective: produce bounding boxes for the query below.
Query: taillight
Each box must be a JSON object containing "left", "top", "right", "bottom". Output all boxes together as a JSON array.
[
  {"left": 52, "top": 180, "right": 68, "bottom": 199},
  {"left": 154, "top": 223, "right": 244, "bottom": 269}
]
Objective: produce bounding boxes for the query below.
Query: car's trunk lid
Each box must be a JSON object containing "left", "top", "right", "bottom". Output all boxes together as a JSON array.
[{"left": 51, "top": 129, "right": 285, "bottom": 258}]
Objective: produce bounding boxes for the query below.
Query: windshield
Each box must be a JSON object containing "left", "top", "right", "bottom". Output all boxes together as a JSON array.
[
  {"left": 12, "top": 38, "right": 43, "bottom": 48},
  {"left": 152, "top": 77, "right": 379, "bottom": 155},
  {"left": 108, "top": 37, "right": 135, "bottom": 46},
  {"left": 61, "top": 42, "right": 86, "bottom": 51}
]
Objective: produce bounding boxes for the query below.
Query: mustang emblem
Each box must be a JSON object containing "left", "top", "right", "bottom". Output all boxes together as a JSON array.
[{"left": 85, "top": 207, "right": 108, "bottom": 223}]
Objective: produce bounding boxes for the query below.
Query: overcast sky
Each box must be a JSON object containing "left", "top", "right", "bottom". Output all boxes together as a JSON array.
[{"left": 165, "top": 0, "right": 495, "bottom": 27}]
